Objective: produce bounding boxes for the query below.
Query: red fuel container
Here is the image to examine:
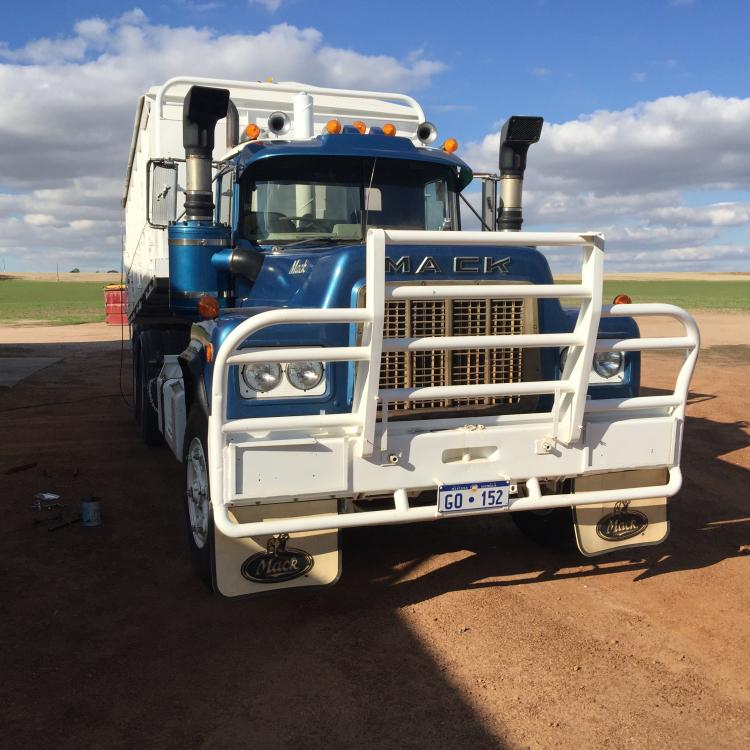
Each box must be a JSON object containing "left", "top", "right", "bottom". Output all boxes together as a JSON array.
[{"left": 104, "top": 284, "right": 128, "bottom": 326}]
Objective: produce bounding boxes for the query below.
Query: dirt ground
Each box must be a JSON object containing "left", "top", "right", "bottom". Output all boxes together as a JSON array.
[{"left": 1, "top": 315, "right": 749, "bottom": 749}]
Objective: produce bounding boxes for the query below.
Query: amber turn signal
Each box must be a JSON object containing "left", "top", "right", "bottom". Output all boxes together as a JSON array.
[
  {"left": 442, "top": 138, "right": 459, "bottom": 153},
  {"left": 382, "top": 123, "right": 396, "bottom": 136},
  {"left": 325, "top": 119, "right": 342, "bottom": 134},
  {"left": 205, "top": 343, "right": 214, "bottom": 363},
  {"left": 613, "top": 294, "right": 632, "bottom": 305},
  {"left": 244, "top": 123, "right": 260, "bottom": 140},
  {"left": 197, "top": 294, "right": 220, "bottom": 320}
]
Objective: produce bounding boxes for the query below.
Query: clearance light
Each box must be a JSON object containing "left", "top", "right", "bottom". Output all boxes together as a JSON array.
[
  {"left": 197, "top": 294, "right": 220, "bottom": 320},
  {"left": 244, "top": 123, "right": 260, "bottom": 140},
  {"left": 613, "top": 294, "right": 632, "bottom": 305},
  {"left": 442, "top": 138, "right": 459, "bottom": 153},
  {"left": 325, "top": 119, "right": 342, "bottom": 134},
  {"left": 382, "top": 123, "right": 397, "bottom": 136},
  {"left": 205, "top": 343, "right": 214, "bottom": 363},
  {"left": 352, "top": 120, "right": 367, "bottom": 134}
]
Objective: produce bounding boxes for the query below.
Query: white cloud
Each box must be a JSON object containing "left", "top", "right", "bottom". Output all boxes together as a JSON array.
[
  {"left": 532, "top": 67, "right": 551, "bottom": 77},
  {"left": 23, "top": 214, "right": 57, "bottom": 226},
  {"left": 463, "top": 91, "right": 750, "bottom": 270},
  {"left": 0, "top": 12, "right": 444, "bottom": 270},
  {"left": 464, "top": 92, "right": 750, "bottom": 194},
  {"left": 249, "top": 0, "right": 285, "bottom": 12}
]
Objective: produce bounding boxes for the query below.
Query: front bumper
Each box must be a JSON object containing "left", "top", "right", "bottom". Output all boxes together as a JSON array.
[{"left": 208, "top": 229, "right": 699, "bottom": 540}]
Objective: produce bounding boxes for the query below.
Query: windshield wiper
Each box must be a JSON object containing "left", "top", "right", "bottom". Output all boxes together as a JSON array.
[{"left": 276, "top": 236, "right": 361, "bottom": 251}]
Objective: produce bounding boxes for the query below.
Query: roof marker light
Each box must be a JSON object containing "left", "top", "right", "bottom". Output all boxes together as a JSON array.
[
  {"left": 325, "top": 119, "right": 342, "bottom": 134},
  {"left": 613, "top": 293, "right": 632, "bottom": 305},
  {"left": 352, "top": 120, "right": 367, "bottom": 134},
  {"left": 382, "top": 123, "right": 397, "bottom": 136},
  {"left": 442, "top": 138, "right": 459, "bottom": 153},
  {"left": 244, "top": 123, "right": 260, "bottom": 140}
]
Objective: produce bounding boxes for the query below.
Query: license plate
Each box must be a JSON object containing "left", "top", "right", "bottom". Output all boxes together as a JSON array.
[{"left": 437, "top": 480, "right": 510, "bottom": 514}]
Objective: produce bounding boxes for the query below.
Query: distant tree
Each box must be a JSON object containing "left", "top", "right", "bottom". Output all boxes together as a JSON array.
[
  {"left": 69, "top": 268, "right": 80, "bottom": 273},
  {"left": 107, "top": 269, "right": 118, "bottom": 273}
]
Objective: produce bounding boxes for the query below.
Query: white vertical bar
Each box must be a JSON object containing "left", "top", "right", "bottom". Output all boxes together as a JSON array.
[
  {"left": 356, "top": 228, "right": 386, "bottom": 457},
  {"left": 293, "top": 92, "right": 314, "bottom": 138},
  {"left": 557, "top": 238, "right": 604, "bottom": 444}
]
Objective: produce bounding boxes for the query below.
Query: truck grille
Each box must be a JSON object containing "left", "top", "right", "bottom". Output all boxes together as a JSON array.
[{"left": 380, "top": 295, "right": 527, "bottom": 413}]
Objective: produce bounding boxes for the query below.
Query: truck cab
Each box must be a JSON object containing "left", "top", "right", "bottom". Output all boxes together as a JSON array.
[{"left": 123, "top": 78, "right": 698, "bottom": 597}]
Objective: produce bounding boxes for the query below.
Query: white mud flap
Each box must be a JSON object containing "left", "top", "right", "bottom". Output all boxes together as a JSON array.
[
  {"left": 212, "top": 499, "right": 341, "bottom": 598},
  {"left": 573, "top": 469, "right": 669, "bottom": 557}
]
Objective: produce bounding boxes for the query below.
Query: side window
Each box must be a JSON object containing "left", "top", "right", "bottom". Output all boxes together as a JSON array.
[
  {"left": 424, "top": 179, "right": 448, "bottom": 230},
  {"left": 218, "top": 171, "right": 233, "bottom": 225}
]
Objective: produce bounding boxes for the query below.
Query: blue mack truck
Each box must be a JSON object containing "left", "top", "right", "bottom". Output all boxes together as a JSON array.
[{"left": 122, "top": 78, "right": 699, "bottom": 597}]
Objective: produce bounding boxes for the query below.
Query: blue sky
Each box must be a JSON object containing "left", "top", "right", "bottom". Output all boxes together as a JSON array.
[{"left": 0, "top": 0, "right": 748, "bottom": 271}]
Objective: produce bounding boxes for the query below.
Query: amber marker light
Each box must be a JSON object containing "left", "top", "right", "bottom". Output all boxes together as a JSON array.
[
  {"left": 352, "top": 120, "right": 367, "bottom": 134},
  {"left": 244, "top": 123, "right": 260, "bottom": 140},
  {"left": 382, "top": 123, "right": 397, "bottom": 136},
  {"left": 205, "top": 343, "right": 214, "bottom": 363},
  {"left": 613, "top": 294, "right": 632, "bottom": 305},
  {"left": 442, "top": 138, "right": 459, "bottom": 153},
  {"left": 325, "top": 119, "right": 342, "bottom": 134},
  {"left": 197, "top": 294, "right": 220, "bottom": 320}
]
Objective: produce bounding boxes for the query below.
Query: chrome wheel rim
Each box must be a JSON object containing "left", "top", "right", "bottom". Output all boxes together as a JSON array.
[{"left": 186, "top": 436, "right": 209, "bottom": 549}]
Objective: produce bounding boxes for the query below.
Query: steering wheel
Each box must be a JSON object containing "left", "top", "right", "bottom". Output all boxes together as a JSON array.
[{"left": 293, "top": 214, "right": 334, "bottom": 232}]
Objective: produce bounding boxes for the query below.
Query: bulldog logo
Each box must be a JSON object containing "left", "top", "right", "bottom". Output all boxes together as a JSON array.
[
  {"left": 596, "top": 501, "right": 648, "bottom": 542},
  {"left": 241, "top": 533, "right": 314, "bottom": 583}
]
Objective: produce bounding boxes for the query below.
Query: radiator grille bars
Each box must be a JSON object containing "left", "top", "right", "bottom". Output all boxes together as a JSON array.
[{"left": 379, "top": 296, "right": 526, "bottom": 412}]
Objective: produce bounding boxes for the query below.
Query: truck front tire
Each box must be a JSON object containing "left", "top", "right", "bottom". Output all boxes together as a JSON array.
[{"left": 183, "top": 408, "right": 214, "bottom": 588}]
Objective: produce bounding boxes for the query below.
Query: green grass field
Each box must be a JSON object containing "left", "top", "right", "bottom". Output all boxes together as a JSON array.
[
  {"left": 601, "top": 280, "right": 750, "bottom": 311},
  {"left": 0, "top": 277, "right": 748, "bottom": 325},
  {"left": 0, "top": 280, "right": 106, "bottom": 325}
]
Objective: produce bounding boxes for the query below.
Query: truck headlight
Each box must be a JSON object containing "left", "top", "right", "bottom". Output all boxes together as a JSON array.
[
  {"left": 592, "top": 351, "right": 624, "bottom": 379},
  {"left": 286, "top": 361, "right": 324, "bottom": 391},
  {"left": 242, "top": 362, "right": 283, "bottom": 392}
]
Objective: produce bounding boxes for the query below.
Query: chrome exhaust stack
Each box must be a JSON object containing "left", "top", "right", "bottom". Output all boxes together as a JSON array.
[
  {"left": 497, "top": 116, "right": 544, "bottom": 231},
  {"left": 182, "top": 85, "right": 230, "bottom": 221}
]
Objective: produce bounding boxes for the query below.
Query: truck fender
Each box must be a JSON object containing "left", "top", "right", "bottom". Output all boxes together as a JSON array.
[{"left": 178, "top": 343, "right": 210, "bottom": 431}]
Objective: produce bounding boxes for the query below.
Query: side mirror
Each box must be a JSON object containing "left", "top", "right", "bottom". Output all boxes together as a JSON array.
[{"left": 147, "top": 159, "right": 178, "bottom": 228}]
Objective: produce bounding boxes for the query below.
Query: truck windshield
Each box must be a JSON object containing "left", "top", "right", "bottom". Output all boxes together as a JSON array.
[{"left": 239, "top": 156, "right": 458, "bottom": 246}]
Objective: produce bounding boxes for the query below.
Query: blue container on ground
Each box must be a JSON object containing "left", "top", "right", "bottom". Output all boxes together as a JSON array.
[{"left": 168, "top": 221, "right": 231, "bottom": 316}]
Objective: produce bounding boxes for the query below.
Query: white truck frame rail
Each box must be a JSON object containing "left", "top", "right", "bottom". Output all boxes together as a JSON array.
[{"left": 208, "top": 229, "right": 699, "bottom": 539}]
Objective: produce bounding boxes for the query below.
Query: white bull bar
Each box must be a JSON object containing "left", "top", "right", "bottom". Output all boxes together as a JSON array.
[{"left": 208, "top": 230, "right": 699, "bottom": 539}]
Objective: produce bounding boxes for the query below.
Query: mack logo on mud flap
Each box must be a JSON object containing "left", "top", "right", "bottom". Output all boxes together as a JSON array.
[
  {"left": 241, "top": 533, "right": 314, "bottom": 583},
  {"left": 596, "top": 502, "right": 649, "bottom": 542}
]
